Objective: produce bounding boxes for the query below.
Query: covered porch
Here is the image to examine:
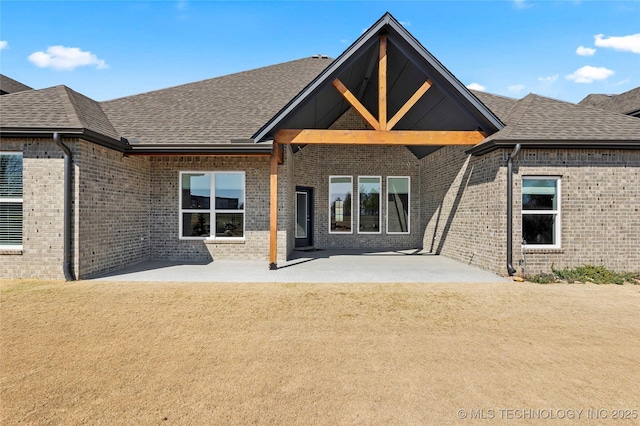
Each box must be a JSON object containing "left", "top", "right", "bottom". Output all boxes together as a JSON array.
[{"left": 262, "top": 14, "right": 502, "bottom": 269}]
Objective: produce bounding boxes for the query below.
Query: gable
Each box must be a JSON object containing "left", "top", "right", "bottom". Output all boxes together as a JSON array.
[{"left": 253, "top": 12, "right": 503, "bottom": 150}]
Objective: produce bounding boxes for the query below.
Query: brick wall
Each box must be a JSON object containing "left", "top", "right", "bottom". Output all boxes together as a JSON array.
[
  {"left": 420, "top": 147, "right": 640, "bottom": 276},
  {"left": 0, "top": 138, "right": 66, "bottom": 279},
  {"left": 512, "top": 149, "right": 640, "bottom": 275},
  {"left": 148, "top": 154, "right": 286, "bottom": 263},
  {"left": 420, "top": 146, "right": 506, "bottom": 274},
  {"left": 75, "top": 140, "right": 151, "bottom": 278}
]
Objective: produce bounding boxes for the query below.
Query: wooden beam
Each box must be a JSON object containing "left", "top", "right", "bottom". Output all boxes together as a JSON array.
[
  {"left": 275, "top": 129, "right": 486, "bottom": 146},
  {"left": 387, "top": 79, "right": 433, "bottom": 130},
  {"left": 332, "top": 78, "right": 379, "bottom": 130},
  {"left": 269, "top": 142, "right": 279, "bottom": 270},
  {"left": 379, "top": 34, "right": 387, "bottom": 130}
]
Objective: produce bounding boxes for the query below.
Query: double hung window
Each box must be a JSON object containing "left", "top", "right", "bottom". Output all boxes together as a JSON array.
[
  {"left": 522, "top": 177, "right": 561, "bottom": 248},
  {"left": 180, "top": 172, "right": 245, "bottom": 239},
  {"left": 0, "top": 153, "right": 23, "bottom": 249}
]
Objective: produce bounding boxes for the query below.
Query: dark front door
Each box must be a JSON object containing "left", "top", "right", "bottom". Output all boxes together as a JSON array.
[{"left": 295, "top": 187, "right": 313, "bottom": 248}]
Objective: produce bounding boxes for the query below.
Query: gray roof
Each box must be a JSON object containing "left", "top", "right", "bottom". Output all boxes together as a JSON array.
[
  {"left": 469, "top": 93, "right": 640, "bottom": 154},
  {"left": 0, "top": 85, "right": 120, "bottom": 142},
  {"left": 101, "top": 57, "right": 333, "bottom": 145},
  {"left": 579, "top": 87, "right": 640, "bottom": 116},
  {"left": 0, "top": 74, "right": 32, "bottom": 95},
  {"left": 471, "top": 90, "right": 518, "bottom": 123}
]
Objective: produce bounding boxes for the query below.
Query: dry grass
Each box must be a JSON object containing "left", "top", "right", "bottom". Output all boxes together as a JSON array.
[{"left": 1, "top": 279, "right": 639, "bottom": 425}]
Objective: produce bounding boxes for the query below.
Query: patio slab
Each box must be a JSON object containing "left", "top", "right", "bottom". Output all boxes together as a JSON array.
[{"left": 92, "top": 249, "right": 509, "bottom": 283}]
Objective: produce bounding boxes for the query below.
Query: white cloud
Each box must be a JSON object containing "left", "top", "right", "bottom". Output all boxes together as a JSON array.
[
  {"left": 593, "top": 33, "right": 640, "bottom": 53},
  {"left": 399, "top": 20, "right": 411, "bottom": 27},
  {"left": 508, "top": 84, "right": 525, "bottom": 94},
  {"left": 28, "top": 45, "right": 108, "bottom": 70},
  {"left": 512, "top": 0, "right": 533, "bottom": 9},
  {"left": 538, "top": 74, "right": 559, "bottom": 83},
  {"left": 466, "top": 83, "right": 486, "bottom": 91},
  {"left": 0, "top": 41, "right": 8, "bottom": 50},
  {"left": 576, "top": 46, "right": 596, "bottom": 56},
  {"left": 566, "top": 65, "right": 614, "bottom": 83},
  {"left": 594, "top": 33, "right": 640, "bottom": 54}
]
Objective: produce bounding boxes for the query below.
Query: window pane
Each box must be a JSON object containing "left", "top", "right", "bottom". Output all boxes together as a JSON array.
[
  {"left": 295, "top": 192, "right": 307, "bottom": 239},
  {"left": 523, "top": 214, "right": 555, "bottom": 245},
  {"left": 388, "top": 177, "right": 409, "bottom": 233},
  {"left": 330, "top": 177, "right": 352, "bottom": 233},
  {"left": 182, "top": 174, "right": 210, "bottom": 209},
  {"left": 523, "top": 179, "right": 557, "bottom": 210},
  {"left": 0, "top": 153, "right": 23, "bottom": 198},
  {"left": 359, "top": 177, "right": 380, "bottom": 233},
  {"left": 215, "top": 173, "right": 244, "bottom": 210},
  {"left": 182, "top": 213, "right": 210, "bottom": 237},
  {"left": 0, "top": 203, "right": 22, "bottom": 246},
  {"left": 215, "top": 213, "right": 244, "bottom": 238}
]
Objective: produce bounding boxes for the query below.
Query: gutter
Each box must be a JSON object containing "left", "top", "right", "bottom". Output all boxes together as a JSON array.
[
  {"left": 53, "top": 133, "right": 75, "bottom": 281},
  {"left": 506, "top": 143, "right": 521, "bottom": 276},
  {"left": 467, "top": 139, "right": 640, "bottom": 156}
]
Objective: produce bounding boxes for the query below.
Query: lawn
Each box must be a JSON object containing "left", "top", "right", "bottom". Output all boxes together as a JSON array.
[{"left": 1, "top": 279, "right": 639, "bottom": 424}]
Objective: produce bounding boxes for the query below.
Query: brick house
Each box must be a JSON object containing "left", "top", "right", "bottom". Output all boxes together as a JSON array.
[{"left": 1, "top": 13, "right": 639, "bottom": 280}]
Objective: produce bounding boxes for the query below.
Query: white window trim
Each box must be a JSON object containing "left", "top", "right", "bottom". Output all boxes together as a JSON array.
[
  {"left": 522, "top": 176, "right": 561, "bottom": 250},
  {"left": 357, "top": 176, "right": 382, "bottom": 234},
  {"left": 179, "top": 171, "right": 245, "bottom": 241},
  {"left": 386, "top": 176, "right": 410, "bottom": 235},
  {"left": 329, "top": 175, "right": 353, "bottom": 235},
  {"left": 0, "top": 152, "right": 23, "bottom": 250}
]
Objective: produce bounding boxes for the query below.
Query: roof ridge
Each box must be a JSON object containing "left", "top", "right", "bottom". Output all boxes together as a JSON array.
[
  {"left": 499, "top": 93, "right": 537, "bottom": 138},
  {"left": 56, "top": 86, "right": 85, "bottom": 129}
]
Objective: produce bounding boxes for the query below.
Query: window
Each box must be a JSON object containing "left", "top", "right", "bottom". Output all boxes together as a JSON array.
[
  {"left": 180, "top": 172, "right": 244, "bottom": 239},
  {"left": 0, "top": 152, "right": 23, "bottom": 250},
  {"left": 522, "top": 177, "right": 560, "bottom": 248},
  {"left": 358, "top": 176, "right": 381, "bottom": 234},
  {"left": 387, "top": 176, "right": 410, "bottom": 234},
  {"left": 329, "top": 176, "right": 352, "bottom": 233}
]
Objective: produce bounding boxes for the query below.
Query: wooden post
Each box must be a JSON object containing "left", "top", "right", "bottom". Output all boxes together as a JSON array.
[
  {"left": 269, "top": 142, "right": 279, "bottom": 270},
  {"left": 379, "top": 34, "right": 387, "bottom": 130}
]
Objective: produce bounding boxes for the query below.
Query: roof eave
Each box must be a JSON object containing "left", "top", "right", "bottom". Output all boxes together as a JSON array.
[
  {"left": 467, "top": 139, "right": 640, "bottom": 156},
  {"left": 125, "top": 142, "right": 274, "bottom": 156},
  {"left": 0, "top": 127, "right": 128, "bottom": 152}
]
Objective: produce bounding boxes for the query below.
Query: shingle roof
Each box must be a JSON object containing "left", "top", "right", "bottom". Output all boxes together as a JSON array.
[
  {"left": 468, "top": 93, "right": 640, "bottom": 154},
  {"left": 0, "top": 85, "right": 120, "bottom": 141},
  {"left": 578, "top": 87, "right": 640, "bottom": 116},
  {"left": 0, "top": 74, "right": 33, "bottom": 95},
  {"left": 471, "top": 90, "right": 518, "bottom": 123},
  {"left": 101, "top": 57, "right": 333, "bottom": 145}
]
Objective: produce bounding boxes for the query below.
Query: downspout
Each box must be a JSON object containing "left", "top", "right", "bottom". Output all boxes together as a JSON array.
[
  {"left": 53, "top": 133, "right": 75, "bottom": 281},
  {"left": 506, "top": 143, "right": 521, "bottom": 276}
]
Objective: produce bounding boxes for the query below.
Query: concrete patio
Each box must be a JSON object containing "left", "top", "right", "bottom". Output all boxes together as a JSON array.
[{"left": 92, "top": 249, "right": 509, "bottom": 283}]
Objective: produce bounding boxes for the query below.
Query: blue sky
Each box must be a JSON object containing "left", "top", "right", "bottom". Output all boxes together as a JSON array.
[{"left": 1, "top": 1, "right": 639, "bottom": 103}]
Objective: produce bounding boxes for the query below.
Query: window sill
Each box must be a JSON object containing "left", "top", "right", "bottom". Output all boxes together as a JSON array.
[
  {"left": 0, "top": 249, "right": 23, "bottom": 255},
  {"left": 522, "top": 246, "right": 563, "bottom": 254},
  {"left": 204, "top": 238, "right": 245, "bottom": 245}
]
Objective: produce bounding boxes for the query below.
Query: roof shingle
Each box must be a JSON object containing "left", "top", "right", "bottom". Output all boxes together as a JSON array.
[
  {"left": 101, "top": 57, "right": 333, "bottom": 144},
  {"left": 0, "top": 74, "right": 32, "bottom": 95},
  {"left": 0, "top": 85, "right": 120, "bottom": 141}
]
